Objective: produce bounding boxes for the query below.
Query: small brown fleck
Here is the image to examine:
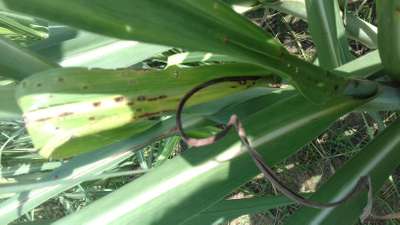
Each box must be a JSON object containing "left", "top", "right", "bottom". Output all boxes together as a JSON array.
[
  {"left": 159, "top": 95, "right": 167, "bottom": 100},
  {"left": 93, "top": 102, "right": 101, "bottom": 107},
  {"left": 138, "top": 112, "right": 161, "bottom": 119},
  {"left": 36, "top": 117, "right": 52, "bottom": 122},
  {"left": 82, "top": 85, "right": 89, "bottom": 90},
  {"left": 230, "top": 86, "right": 238, "bottom": 89},
  {"left": 36, "top": 83, "right": 42, "bottom": 87},
  {"left": 59, "top": 112, "right": 73, "bottom": 117},
  {"left": 127, "top": 101, "right": 134, "bottom": 106},
  {"left": 57, "top": 77, "right": 64, "bottom": 83},
  {"left": 223, "top": 36, "right": 229, "bottom": 44},
  {"left": 137, "top": 96, "right": 146, "bottom": 101},
  {"left": 89, "top": 116, "right": 96, "bottom": 121},
  {"left": 114, "top": 96, "right": 125, "bottom": 102},
  {"left": 136, "top": 108, "right": 143, "bottom": 112}
]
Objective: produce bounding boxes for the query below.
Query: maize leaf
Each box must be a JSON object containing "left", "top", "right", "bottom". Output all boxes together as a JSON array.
[
  {"left": 2, "top": 0, "right": 360, "bottom": 104},
  {"left": 0, "top": 87, "right": 286, "bottom": 224},
  {"left": 16, "top": 63, "right": 272, "bottom": 158},
  {"left": 377, "top": 0, "right": 400, "bottom": 79},
  {"left": 284, "top": 118, "right": 400, "bottom": 225},
  {"left": 52, "top": 93, "right": 371, "bottom": 225}
]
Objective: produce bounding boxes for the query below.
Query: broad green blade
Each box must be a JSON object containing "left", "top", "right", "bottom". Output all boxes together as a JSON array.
[
  {"left": 1, "top": 161, "right": 62, "bottom": 177},
  {"left": 377, "top": 0, "right": 400, "bottom": 79},
  {"left": 345, "top": 13, "right": 377, "bottom": 49},
  {"left": 284, "top": 118, "right": 400, "bottom": 225},
  {"left": 305, "top": 0, "right": 352, "bottom": 69},
  {"left": 0, "top": 37, "right": 56, "bottom": 80},
  {"left": 0, "top": 84, "right": 21, "bottom": 119},
  {"left": 167, "top": 52, "right": 236, "bottom": 68},
  {"left": 0, "top": 87, "right": 282, "bottom": 224},
  {"left": 0, "top": 13, "right": 47, "bottom": 39},
  {"left": 186, "top": 195, "right": 298, "bottom": 225},
  {"left": 53, "top": 94, "right": 368, "bottom": 225},
  {"left": 333, "top": 50, "right": 382, "bottom": 78},
  {"left": 32, "top": 30, "right": 170, "bottom": 69},
  {"left": 2, "top": 0, "right": 357, "bottom": 104},
  {"left": 16, "top": 63, "right": 272, "bottom": 158},
  {"left": 28, "top": 25, "right": 77, "bottom": 51}
]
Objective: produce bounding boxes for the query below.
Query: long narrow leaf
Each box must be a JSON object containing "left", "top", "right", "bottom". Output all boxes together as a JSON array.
[
  {"left": 16, "top": 63, "right": 271, "bottom": 158},
  {"left": 0, "top": 84, "right": 21, "bottom": 119},
  {"left": 186, "top": 195, "right": 299, "bottom": 225},
  {"left": 284, "top": 118, "right": 400, "bottom": 225},
  {"left": 0, "top": 37, "right": 56, "bottom": 80},
  {"left": 32, "top": 31, "right": 170, "bottom": 69},
  {"left": 377, "top": 0, "right": 400, "bottom": 79},
  {"left": 52, "top": 94, "right": 368, "bottom": 225},
  {"left": 2, "top": 0, "right": 359, "bottom": 104},
  {"left": 305, "top": 0, "right": 352, "bottom": 69},
  {"left": 0, "top": 87, "right": 283, "bottom": 224}
]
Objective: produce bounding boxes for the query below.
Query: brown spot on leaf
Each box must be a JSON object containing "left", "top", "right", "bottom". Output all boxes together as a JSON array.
[
  {"left": 93, "top": 102, "right": 101, "bottom": 107},
  {"left": 114, "top": 96, "right": 125, "bottom": 102},
  {"left": 57, "top": 77, "right": 64, "bottom": 83},
  {"left": 147, "top": 95, "right": 168, "bottom": 101},
  {"left": 36, "top": 117, "right": 52, "bottom": 122},
  {"left": 59, "top": 112, "right": 73, "bottom": 117},
  {"left": 82, "top": 85, "right": 89, "bottom": 90},
  {"left": 138, "top": 112, "right": 161, "bottom": 119},
  {"left": 36, "top": 83, "right": 42, "bottom": 87},
  {"left": 127, "top": 101, "right": 134, "bottom": 106},
  {"left": 223, "top": 36, "right": 229, "bottom": 44},
  {"left": 89, "top": 116, "right": 96, "bottom": 121}
]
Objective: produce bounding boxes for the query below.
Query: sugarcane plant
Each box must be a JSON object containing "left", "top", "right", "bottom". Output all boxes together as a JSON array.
[{"left": 0, "top": 0, "right": 399, "bottom": 224}]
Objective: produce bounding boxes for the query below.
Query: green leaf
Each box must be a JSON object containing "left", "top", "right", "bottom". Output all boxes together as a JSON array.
[
  {"left": 167, "top": 52, "right": 236, "bottom": 68},
  {"left": 2, "top": 0, "right": 356, "bottom": 104},
  {"left": 186, "top": 195, "right": 299, "bottom": 225},
  {"left": 16, "top": 63, "right": 271, "bottom": 158},
  {"left": 33, "top": 30, "right": 170, "bottom": 69},
  {"left": 283, "top": 118, "right": 400, "bottom": 225},
  {"left": 52, "top": 94, "right": 368, "bottom": 225},
  {"left": 0, "top": 87, "right": 282, "bottom": 224},
  {"left": 377, "top": 0, "right": 400, "bottom": 79},
  {"left": 0, "top": 37, "right": 56, "bottom": 80},
  {"left": 332, "top": 50, "right": 382, "bottom": 78},
  {"left": 305, "top": 0, "right": 352, "bottom": 69},
  {"left": 0, "top": 84, "right": 21, "bottom": 119}
]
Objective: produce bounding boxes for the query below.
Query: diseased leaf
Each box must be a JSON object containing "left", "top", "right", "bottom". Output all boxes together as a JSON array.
[
  {"left": 52, "top": 93, "right": 369, "bottom": 225},
  {"left": 3, "top": 0, "right": 359, "bottom": 103},
  {"left": 16, "top": 63, "right": 273, "bottom": 158}
]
